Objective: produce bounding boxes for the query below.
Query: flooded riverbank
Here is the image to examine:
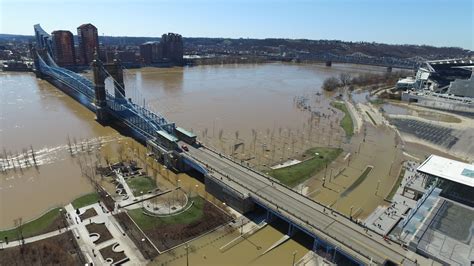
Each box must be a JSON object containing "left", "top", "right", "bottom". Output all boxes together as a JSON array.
[{"left": 0, "top": 63, "right": 396, "bottom": 228}]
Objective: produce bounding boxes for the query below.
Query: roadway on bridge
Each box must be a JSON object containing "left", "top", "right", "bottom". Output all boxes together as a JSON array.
[{"left": 184, "top": 144, "right": 422, "bottom": 265}]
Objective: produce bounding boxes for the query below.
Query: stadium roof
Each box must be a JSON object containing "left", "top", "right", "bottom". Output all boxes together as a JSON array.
[{"left": 417, "top": 155, "right": 474, "bottom": 187}]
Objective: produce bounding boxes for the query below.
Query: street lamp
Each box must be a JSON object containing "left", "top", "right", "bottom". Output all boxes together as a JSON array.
[
  {"left": 177, "top": 179, "right": 181, "bottom": 205},
  {"left": 292, "top": 250, "right": 297, "bottom": 265},
  {"left": 185, "top": 243, "right": 190, "bottom": 266}
]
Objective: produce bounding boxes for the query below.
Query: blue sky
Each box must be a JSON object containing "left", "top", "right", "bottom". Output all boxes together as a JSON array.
[{"left": 0, "top": 0, "right": 472, "bottom": 49}]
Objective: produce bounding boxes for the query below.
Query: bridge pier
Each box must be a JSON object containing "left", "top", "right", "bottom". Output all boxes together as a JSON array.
[{"left": 266, "top": 210, "right": 276, "bottom": 223}]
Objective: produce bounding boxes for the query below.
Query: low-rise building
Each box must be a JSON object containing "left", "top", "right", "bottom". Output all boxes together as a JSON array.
[{"left": 394, "top": 155, "right": 474, "bottom": 265}]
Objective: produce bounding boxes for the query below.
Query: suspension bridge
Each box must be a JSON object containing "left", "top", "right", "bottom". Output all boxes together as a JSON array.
[{"left": 32, "top": 24, "right": 426, "bottom": 266}]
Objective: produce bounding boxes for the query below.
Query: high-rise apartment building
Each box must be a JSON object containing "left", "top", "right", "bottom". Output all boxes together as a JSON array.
[
  {"left": 161, "top": 33, "right": 183, "bottom": 64},
  {"left": 139, "top": 33, "right": 183, "bottom": 65},
  {"left": 51, "top": 30, "right": 75, "bottom": 66},
  {"left": 77, "top": 23, "right": 99, "bottom": 65}
]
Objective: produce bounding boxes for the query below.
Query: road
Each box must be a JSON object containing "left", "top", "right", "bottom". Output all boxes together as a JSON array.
[{"left": 184, "top": 143, "right": 429, "bottom": 265}]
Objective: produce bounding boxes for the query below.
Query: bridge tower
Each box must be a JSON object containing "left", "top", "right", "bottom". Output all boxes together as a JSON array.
[
  {"left": 105, "top": 52, "right": 125, "bottom": 99},
  {"left": 31, "top": 47, "right": 44, "bottom": 79},
  {"left": 91, "top": 51, "right": 108, "bottom": 122}
]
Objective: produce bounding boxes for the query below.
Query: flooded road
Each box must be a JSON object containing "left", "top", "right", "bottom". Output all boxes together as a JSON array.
[
  {"left": 153, "top": 224, "right": 310, "bottom": 266},
  {"left": 381, "top": 101, "right": 462, "bottom": 123},
  {"left": 0, "top": 63, "right": 389, "bottom": 228}
]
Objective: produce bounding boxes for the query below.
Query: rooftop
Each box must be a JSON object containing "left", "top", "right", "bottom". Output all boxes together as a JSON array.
[
  {"left": 156, "top": 130, "right": 178, "bottom": 142},
  {"left": 417, "top": 155, "right": 474, "bottom": 187},
  {"left": 77, "top": 23, "right": 97, "bottom": 29},
  {"left": 176, "top": 127, "right": 196, "bottom": 138}
]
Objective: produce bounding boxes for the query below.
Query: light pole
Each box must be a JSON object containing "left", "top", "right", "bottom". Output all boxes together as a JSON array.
[
  {"left": 185, "top": 243, "right": 189, "bottom": 266},
  {"left": 292, "top": 250, "right": 297, "bottom": 265},
  {"left": 177, "top": 179, "right": 181, "bottom": 205},
  {"left": 375, "top": 180, "right": 380, "bottom": 196}
]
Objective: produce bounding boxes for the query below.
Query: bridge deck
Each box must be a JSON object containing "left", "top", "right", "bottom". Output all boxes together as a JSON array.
[{"left": 184, "top": 144, "right": 420, "bottom": 265}]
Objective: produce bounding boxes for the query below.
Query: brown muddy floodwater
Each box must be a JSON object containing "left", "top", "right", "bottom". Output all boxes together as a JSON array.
[{"left": 0, "top": 63, "right": 388, "bottom": 229}]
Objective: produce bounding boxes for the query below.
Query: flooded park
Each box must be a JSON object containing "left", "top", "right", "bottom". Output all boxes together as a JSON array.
[{"left": 2, "top": 62, "right": 472, "bottom": 264}]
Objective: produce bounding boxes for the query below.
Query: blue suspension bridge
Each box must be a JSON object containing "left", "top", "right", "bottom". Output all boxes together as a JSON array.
[
  {"left": 32, "top": 24, "right": 424, "bottom": 266},
  {"left": 35, "top": 50, "right": 176, "bottom": 143}
]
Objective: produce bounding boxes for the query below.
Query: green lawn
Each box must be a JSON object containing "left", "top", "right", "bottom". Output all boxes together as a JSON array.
[
  {"left": 126, "top": 176, "right": 157, "bottom": 197},
  {"left": 331, "top": 101, "right": 354, "bottom": 138},
  {"left": 341, "top": 166, "right": 373, "bottom": 197},
  {"left": 71, "top": 192, "right": 99, "bottom": 209},
  {"left": 0, "top": 207, "right": 61, "bottom": 242},
  {"left": 128, "top": 197, "right": 204, "bottom": 230},
  {"left": 268, "top": 147, "right": 343, "bottom": 187}
]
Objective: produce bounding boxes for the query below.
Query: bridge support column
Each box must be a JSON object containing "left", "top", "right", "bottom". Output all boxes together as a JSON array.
[
  {"left": 92, "top": 51, "right": 108, "bottom": 123},
  {"left": 312, "top": 238, "right": 319, "bottom": 250},
  {"left": 326, "top": 245, "right": 332, "bottom": 254},
  {"left": 287, "top": 223, "right": 296, "bottom": 236},
  {"left": 266, "top": 210, "right": 275, "bottom": 223}
]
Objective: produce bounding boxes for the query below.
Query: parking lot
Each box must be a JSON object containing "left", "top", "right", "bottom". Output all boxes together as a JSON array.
[{"left": 389, "top": 118, "right": 459, "bottom": 149}]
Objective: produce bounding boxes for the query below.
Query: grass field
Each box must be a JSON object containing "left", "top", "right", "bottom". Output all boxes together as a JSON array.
[
  {"left": 268, "top": 147, "right": 343, "bottom": 187},
  {"left": 0, "top": 208, "right": 61, "bottom": 241},
  {"left": 331, "top": 101, "right": 354, "bottom": 138},
  {"left": 126, "top": 176, "right": 157, "bottom": 196},
  {"left": 128, "top": 197, "right": 204, "bottom": 230},
  {"left": 71, "top": 192, "right": 99, "bottom": 209},
  {"left": 341, "top": 166, "right": 373, "bottom": 197}
]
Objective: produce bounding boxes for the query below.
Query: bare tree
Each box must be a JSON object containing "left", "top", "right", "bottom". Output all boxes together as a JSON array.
[
  {"left": 339, "top": 72, "right": 352, "bottom": 87},
  {"left": 322, "top": 77, "right": 340, "bottom": 91}
]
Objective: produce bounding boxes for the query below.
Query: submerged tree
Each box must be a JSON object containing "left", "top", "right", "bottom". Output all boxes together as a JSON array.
[{"left": 322, "top": 77, "right": 340, "bottom": 91}]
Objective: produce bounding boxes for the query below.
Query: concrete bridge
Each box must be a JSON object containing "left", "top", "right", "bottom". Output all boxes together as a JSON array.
[{"left": 32, "top": 24, "right": 428, "bottom": 266}]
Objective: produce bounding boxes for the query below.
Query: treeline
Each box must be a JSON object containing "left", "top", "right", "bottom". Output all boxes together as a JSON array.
[{"left": 322, "top": 71, "right": 411, "bottom": 91}]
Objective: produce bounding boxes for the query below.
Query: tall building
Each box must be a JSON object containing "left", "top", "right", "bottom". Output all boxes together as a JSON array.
[
  {"left": 51, "top": 30, "right": 75, "bottom": 67},
  {"left": 77, "top": 23, "right": 99, "bottom": 65},
  {"left": 139, "top": 41, "right": 162, "bottom": 64},
  {"left": 139, "top": 33, "right": 183, "bottom": 65},
  {"left": 161, "top": 33, "right": 183, "bottom": 64}
]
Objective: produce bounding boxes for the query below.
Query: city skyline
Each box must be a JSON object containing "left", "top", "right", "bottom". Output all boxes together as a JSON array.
[{"left": 0, "top": 0, "right": 472, "bottom": 50}]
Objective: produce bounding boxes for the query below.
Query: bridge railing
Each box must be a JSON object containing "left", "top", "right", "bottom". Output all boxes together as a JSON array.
[
  {"left": 202, "top": 145, "right": 358, "bottom": 222},
  {"left": 188, "top": 147, "right": 410, "bottom": 264},
  {"left": 251, "top": 195, "right": 373, "bottom": 264},
  {"left": 191, "top": 151, "right": 374, "bottom": 263}
]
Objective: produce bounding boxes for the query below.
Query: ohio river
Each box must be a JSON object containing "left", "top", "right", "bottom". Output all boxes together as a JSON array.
[{"left": 0, "top": 62, "right": 388, "bottom": 228}]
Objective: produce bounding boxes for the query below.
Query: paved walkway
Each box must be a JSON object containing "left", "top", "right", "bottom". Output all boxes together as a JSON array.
[
  {"left": 1, "top": 201, "right": 147, "bottom": 265},
  {"left": 364, "top": 161, "right": 419, "bottom": 236},
  {"left": 115, "top": 170, "right": 188, "bottom": 216},
  {"left": 1, "top": 223, "right": 77, "bottom": 248},
  {"left": 66, "top": 202, "right": 147, "bottom": 265}
]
